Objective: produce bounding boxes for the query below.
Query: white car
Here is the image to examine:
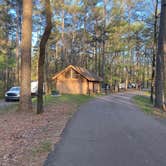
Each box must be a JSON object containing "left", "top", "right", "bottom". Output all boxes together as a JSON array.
[
  {"left": 131, "top": 83, "right": 136, "bottom": 88},
  {"left": 5, "top": 87, "right": 20, "bottom": 101},
  {"left": 119, "top": 83, "right": 126, "bottom": 89}
]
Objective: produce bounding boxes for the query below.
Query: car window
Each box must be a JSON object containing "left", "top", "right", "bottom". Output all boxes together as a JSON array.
[{"left": 10, "top": 87, "right": 20, "bottom": 91}]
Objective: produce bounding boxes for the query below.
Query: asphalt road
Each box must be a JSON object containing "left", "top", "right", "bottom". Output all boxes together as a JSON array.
[{"left": 44, "top": 92, "right": 166, "bottom": 166}]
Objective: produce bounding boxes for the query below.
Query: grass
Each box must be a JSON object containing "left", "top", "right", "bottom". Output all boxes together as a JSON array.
[
  {"left": 133, "top": 95, "right": 154, "bottom": 114},
  {"left": 133, "top": 95, "right": 166, "bottom": 118},
  {"left": 38, "top": 94, "right": 94, "bottom": 106},
  {"left": 0, "top": 94, "right": 93, "bottom": 115},
  {"left": 31, "top": 140, "right": 52, "bottom": 156}
]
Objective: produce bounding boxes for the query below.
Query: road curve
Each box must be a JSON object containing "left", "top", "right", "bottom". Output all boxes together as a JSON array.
[{"left": 44, "top": 92, "right": 166, "bottom": 166}]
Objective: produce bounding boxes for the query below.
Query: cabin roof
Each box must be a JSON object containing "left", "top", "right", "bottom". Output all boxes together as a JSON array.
[{"left": 52, "top": 65, "right": 103, "bottom": 82}]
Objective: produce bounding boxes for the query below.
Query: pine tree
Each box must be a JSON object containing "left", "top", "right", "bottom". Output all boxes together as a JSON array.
[{"left": 19, "top": 0, "right": 33, "bottom": 112}]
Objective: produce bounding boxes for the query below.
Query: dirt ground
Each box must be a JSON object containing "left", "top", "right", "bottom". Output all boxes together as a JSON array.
[{"left": 0, "top": 103, "right": 77, "bottom": 166}]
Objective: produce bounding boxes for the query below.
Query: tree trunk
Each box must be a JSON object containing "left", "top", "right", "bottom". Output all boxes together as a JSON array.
[
  {"left": 44, "top": 47, "right": 51, "bottom": 95},
  {"left": 155, "top": 0, "right": 166, "bottom": 109},
  {"left": 15, "top": 1, "right": 22, "bottom": 86},
  {"left": 164, "top": 7, "right": 166, "bottom": 111},
  {"left": 101, "top": 39, "right": 105, "bottom": 79},
  {"left": 15, "top": 26, "right": 20, "bottom": 85},
  {"left": 151, "top": 0, "right": 158, "bottom": 103},
  {"left": 61, "top": 2, "right": 65, "bottom": 68},
  {"left": 19, "top": 0, "right": 32, "bottom": 112},
  {"left": 37, "top": 0, "right": 52, "bottom": 114},
  {"left": 101, "top": 0, "right": 107, "bottom": 80},
  {"left": 95, "top": 42, "right": 98, "bottom": 74}
]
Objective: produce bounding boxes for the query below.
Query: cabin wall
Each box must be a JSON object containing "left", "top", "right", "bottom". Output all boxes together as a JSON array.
[
  {"left": 55, "top": 74, "right": 88, "bottom": 94},
  {"left": 54, "top": 68, "right": 101, "bottom": 94},
  {"left": 88, "top": 81, "right": 100, "bottom": 93},
  {"left": 94, "top": 82, "right": 100, "bottom": 93}
]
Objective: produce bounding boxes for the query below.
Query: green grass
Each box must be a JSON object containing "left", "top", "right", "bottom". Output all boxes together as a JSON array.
[
  {"left": 0, "top": 94, "right": 93, "bottom": 114},
  {"left": 133, "top": 95, "right": 154, "bottom": 114},
  {"left": 133, "top": 95, "right": 166, "bottom": 118},
  {"left": 34, "top": 94, "right": 94, "bottom": 106}
]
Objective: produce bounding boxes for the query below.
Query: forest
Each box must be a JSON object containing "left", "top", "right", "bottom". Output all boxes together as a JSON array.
[{"left": 0, "top": 0, "right": 166, "bottom": 112}]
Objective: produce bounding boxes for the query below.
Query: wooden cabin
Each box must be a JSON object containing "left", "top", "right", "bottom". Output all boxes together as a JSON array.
[{"left": 52, "top": 65, "right": 103, "bottom": 94}]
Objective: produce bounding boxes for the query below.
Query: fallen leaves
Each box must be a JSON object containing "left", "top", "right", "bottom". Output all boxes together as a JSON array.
[{"left": 0, "top": 103, "right": 76, "bottom": 166}]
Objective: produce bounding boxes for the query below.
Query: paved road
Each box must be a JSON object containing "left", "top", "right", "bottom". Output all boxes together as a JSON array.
[{"left": 44, "top": 92, "right": 166, "bottom": 166}]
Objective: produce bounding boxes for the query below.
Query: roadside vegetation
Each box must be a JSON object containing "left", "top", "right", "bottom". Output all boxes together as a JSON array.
[
  {"left": 133, "top": 95, "right": 154, "bottom": 114},
  {"left": 133, "top": 95, "right": 166, "bottom": 118},
  {"left": 0, "top": 94, "right": 93, "bottom": 113},
  {"left": 43, "top": 94, "right": 94, "bottom": 106}
]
